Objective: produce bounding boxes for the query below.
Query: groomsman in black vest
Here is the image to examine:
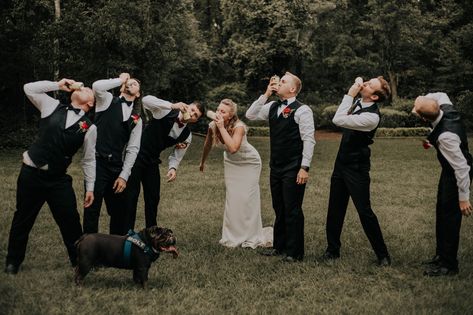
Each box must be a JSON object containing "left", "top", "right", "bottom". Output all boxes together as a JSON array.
[
  {"left": 83, "top": 73, "right": 142, "bottom": 235},
  {"left": 246, "top": 72, "right": 315, "bottom": 262},
  {"left": 321, "top": 76, "right": 391, "bottom": 266},
  {"left": 126, "top": 95, "right": 205, "bottom": 230},
  {"left": 5, "top": 79, "right": 96, "bottom": 274},
  {"left": 412, "top": 93, "right": 472, "bottom": 276}
]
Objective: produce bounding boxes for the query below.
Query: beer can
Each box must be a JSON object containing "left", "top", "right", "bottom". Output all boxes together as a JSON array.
[
  {"left": 182, "top": 111, "right": 191, "bottom": 120},
  {"left": 206, "top": 110, "right": 217, "bottom": 120},
  {"left": 69, "top": 82, "right": 84, "bottom": 90}
]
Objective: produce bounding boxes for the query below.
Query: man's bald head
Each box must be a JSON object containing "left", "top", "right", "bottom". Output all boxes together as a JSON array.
[{"left": 413, "top": 96, "right": 440, "bottom": 121}]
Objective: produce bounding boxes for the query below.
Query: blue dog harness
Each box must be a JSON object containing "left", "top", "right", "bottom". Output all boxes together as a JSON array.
[{"left": 123, "top": 230, "right": 160, "bottom": 267}]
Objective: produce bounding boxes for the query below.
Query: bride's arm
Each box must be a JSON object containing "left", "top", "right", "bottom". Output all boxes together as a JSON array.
[
  {"left": 200, "top": 127, "right": 214, "bottom": 172},
  {"left": 218, "top": 125, "right": 245, "bottom": 154}
]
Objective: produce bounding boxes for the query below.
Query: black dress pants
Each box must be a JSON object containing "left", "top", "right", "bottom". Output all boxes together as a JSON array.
[
  {"left": 83, "top": 159, "right": 128, "bottom": 235},
  {"left": 326, "top": 161, "right": 389, "bottom": 259},
  {"left": 6, "top": 165, "right": 83, "bottom": 267},
  {"left": 435, "top": 170, "right": 463, "bottom": 269},
  {"left": 270, "top": 168, "right": 306, "bottom": 259},
  {"left": 126, "top": 159, "right": 160, "bottom": 230}
]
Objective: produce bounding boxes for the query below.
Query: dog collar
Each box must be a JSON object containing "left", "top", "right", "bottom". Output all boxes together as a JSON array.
[{"left": 123, "top": 230, "right": 160, "bottom": 267}]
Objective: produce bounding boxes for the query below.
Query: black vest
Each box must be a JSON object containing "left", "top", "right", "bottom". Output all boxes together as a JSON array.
[
  {"left": 95, "top": 97, "right": 139, "bottom": 166},
  {"left": 427, "top": 104, "right": 473, "bottom": 175},
  {"left": 28, "top": 104, "right": 93, "bottom": 175},
  {"left": 137, "top": 109, "right": 191, "bottom": 165},
  {"left": 269, "top": 100, "right": 304, "bottom": 171},
  {"left": 336, "top": 104, "right": 380, "bottom": 164}
]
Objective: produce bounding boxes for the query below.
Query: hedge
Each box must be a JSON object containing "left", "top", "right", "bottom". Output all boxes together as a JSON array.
[
  {"left": 247, "top": 126, "right": 431, "bottom": 138},
  {"left": 319, "top": 105, "right": 424, "bottom": 129}
]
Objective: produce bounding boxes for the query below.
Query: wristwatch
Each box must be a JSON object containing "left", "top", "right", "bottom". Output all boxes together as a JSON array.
[{"left": 301, "top": 166, "right": 309, "bottom": 172}]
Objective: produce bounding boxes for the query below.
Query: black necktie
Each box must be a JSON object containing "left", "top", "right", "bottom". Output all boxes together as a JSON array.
[
  {"left": 120, "top": 96, "right": 133, "bottom": 107},
  {"left": 67, "top": 105, "right": 81, "bottom": 115},
  {"left": 347, "top": 99, "right": 362, "bottom": 115}
]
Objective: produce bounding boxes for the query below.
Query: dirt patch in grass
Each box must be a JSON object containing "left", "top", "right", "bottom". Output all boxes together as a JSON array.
[{"left": 316, "top": 130, "right": 341, "bottom": 140}]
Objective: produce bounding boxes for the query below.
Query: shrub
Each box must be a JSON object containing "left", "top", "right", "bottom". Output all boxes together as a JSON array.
[
  {"left": 375, "top": 127, "right": 431, "bottom": 137},
  {"left": 206, "top": 83, "right": 249, "bottom": 106},
  {"left": 319, "top": 105, "right": 338, "bottom": 129},
  {"left": 391, "top": 98, "right": 415, "bottom": 113},
  {"left": 318, "top": 104, "right": 423, "bottom": 129},
  {"left": 247, "top": 127, "right": 270, "bottom": 137},
  {"left": 455, "top": 90, "right": 473, "bottom": 131}
]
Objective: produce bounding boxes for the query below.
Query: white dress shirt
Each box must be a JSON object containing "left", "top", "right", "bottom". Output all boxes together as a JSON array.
[
  {"left": 142, "top": 95, "right": 192, "bottom": 170},
  {"left": 23, "top": 81, "right": 96, "bottom": 192},
  {"left": 428, "top": 92, "right": 471, "bottom": 201},
  {"left": 92, "top": 78, "right": 142, "bottom": 181},
  {"left": 245, "top": 94, "right": 316, "bottom": 168},
  {"left": 332, "top": 95, "right": 380, "bottom": 132}
]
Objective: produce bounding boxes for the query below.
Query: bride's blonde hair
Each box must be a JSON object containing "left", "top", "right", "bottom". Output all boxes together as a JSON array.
[{"left": 211, "top": 98, "right": 242, "bottom": 146}]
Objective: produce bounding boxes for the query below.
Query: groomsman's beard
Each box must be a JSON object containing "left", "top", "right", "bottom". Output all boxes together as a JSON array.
[{"left": 122, "top": 89, "right": 138, "bottom": 99}]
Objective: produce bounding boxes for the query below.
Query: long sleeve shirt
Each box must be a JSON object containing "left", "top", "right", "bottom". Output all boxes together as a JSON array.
[
  {"left": 142, "top": 95, "right": 192, "bottom": 170},
  {"left": 245, "top": 94, "right": 316, "bottom": 168},
  {"left": 332, "top": 95, "right": 379, "bottom": 132},
  {"left": 92, "top": 78, "right": 142, "bottom": 181},
  {"left": 23, "top": 81, "right": 96, "bottom": 191},
  {"left": 428, "top": 92, "right": 471, "bottom": 201}
]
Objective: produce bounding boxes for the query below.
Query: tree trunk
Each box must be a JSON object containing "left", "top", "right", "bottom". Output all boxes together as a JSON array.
[
  {"left": 388, "top": 70, "right": 398, "bottom": 101},
  {"left": 53, "top": 0, "right": 61, "bottom": 81}
]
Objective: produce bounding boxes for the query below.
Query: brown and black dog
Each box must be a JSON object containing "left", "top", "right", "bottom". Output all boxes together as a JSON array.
[{"left": 74, "top": 226, "right": 178, "bottom": 288}]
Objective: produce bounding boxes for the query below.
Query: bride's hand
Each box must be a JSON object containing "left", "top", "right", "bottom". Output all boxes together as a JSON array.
[{"left": 214, "top": 113, "right": 224, "bottom": 129}]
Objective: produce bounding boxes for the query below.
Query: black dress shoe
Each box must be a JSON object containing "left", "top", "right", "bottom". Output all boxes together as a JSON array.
[
  {"left": 259, "top": 248, "right": 283, "bottom": 257},
  {"left": 423, "top": 265, "right": 458, "bottom": 277},
  {"left": 377, "top": 256, "right": 391, "bottom": 267},
  {"left": 421, "top": 255, "right": 441, "bottom": 266},
  {"left": 319, "top": 251, "right": 340, "bottom": 262},
  {"left": 282, "top": 256, "right": 302, "bottom": 263},
  {"left": 4, "top": 264, "right": 19, "bottom": 275}
]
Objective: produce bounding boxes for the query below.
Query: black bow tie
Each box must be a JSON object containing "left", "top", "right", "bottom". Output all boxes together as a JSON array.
[
  {"left": 278, "top": 99, "right": 288, "bottom": 107},
  {"left": 347, "top": 99, "right": 362, "bottom": 114},
  {"left": 120, "top": 96, "right": 133, "bottom": 107},
  {"left": 67, "top": 105, "right": 81, "bottom": 115}
]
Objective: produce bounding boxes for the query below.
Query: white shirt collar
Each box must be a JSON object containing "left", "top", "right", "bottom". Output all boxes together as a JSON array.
[{"left": 360, "top": 99, "right": 375, "bottom": 108}]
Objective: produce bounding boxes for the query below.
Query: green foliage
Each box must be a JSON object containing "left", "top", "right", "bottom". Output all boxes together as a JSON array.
[
  {"left": 318, "top": 105, "right": 338, "bottom": 129},
  {"left": 206, "top": 83, "right": 249, "bottom": 105},
  {"left": 247, "top": 126, "right": 270, "bottom": 137},
  {"left": 375, "top": 127, "right": 431, "bottom": 138},
  {"left": 380, "top": 108, "right": 426, "bottom": 128},
  {"left": 2, "top": 0, "right": 473, "bottom": 133},
  {"left": 455, "top": 90, "right": 473, "bottom": 131},
  {"left": 391, "top": 97, "right": 415, "bottom": 113},
  {"left": 317, "top": 104, "right": 425, "bottom": 130}
]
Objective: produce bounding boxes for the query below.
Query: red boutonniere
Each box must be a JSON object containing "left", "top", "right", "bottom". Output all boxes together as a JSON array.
[
  {"left": 131, "top": 114, "right": 140, "bottom": 124},
  {"left": 77, "top": 121, "right": 89, "bottom": 133},
  {"left": 282, "top": 107, "right": 294, "bottom": 118},
  {"left": 422, "top": 139, "right": 432, "bottom": 149}
]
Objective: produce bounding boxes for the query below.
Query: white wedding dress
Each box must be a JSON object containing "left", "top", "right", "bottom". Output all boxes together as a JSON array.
[{"left": 212, "top": 121, "right": 273, "bottom": 249}]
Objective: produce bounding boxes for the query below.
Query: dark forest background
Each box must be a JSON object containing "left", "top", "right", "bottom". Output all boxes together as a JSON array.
[{"left": 1, "top": 0, "right": 473, "bottom": 141}]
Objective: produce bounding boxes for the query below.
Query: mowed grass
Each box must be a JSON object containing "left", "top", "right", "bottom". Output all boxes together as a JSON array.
[{"left": 1, "top": 135, "right": 473, "bottom": 314}]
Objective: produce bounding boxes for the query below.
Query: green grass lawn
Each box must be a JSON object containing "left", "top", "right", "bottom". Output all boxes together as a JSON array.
[{"left": 1, "top": 136, "right": 472, "bottom": 314}]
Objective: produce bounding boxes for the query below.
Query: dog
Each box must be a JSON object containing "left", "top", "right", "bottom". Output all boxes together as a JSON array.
[{"left": 74, "top": 226, "right": 178, "bottom": 288}]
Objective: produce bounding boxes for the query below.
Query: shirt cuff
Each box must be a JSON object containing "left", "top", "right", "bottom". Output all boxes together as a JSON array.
[
  {"left": 85, "top": 182, "right": 94, "bottom": 192},
  {"left": 119, "top": 171, "right": 130, "bottom": 182},
  {"left": 459, "top": 192, "right": 470, "bottom": 202}
]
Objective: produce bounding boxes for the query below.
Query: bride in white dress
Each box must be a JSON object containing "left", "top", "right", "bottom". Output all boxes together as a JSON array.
[{"left": 200, "top": 99, "right": 273, "bottom": 249}]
